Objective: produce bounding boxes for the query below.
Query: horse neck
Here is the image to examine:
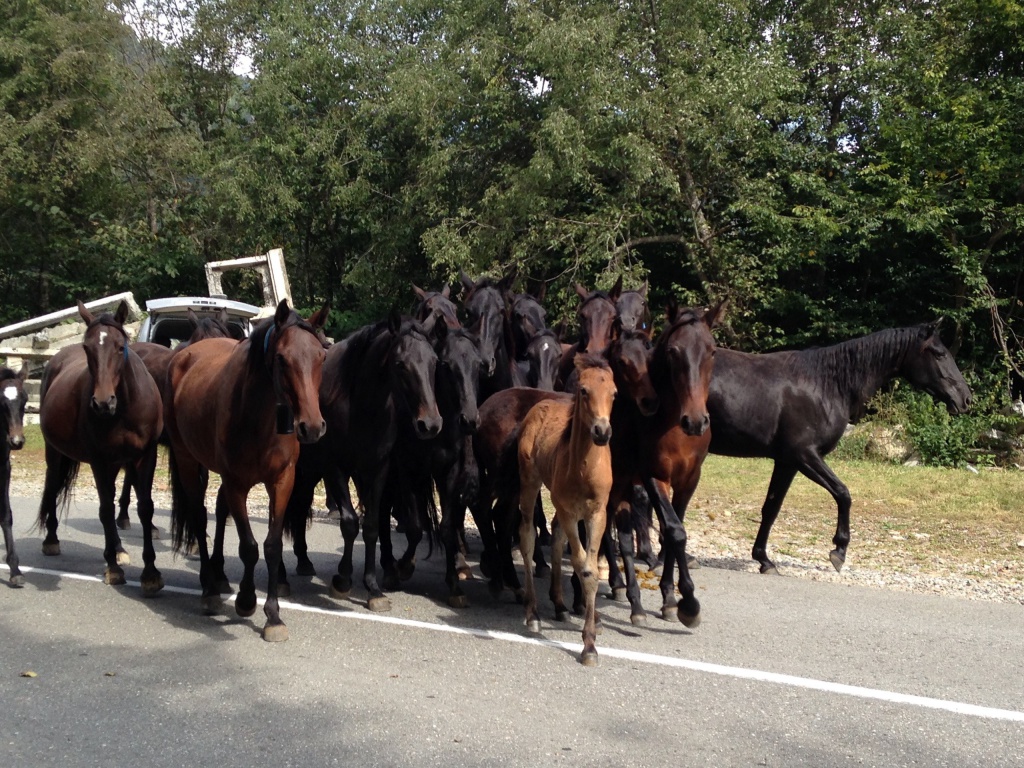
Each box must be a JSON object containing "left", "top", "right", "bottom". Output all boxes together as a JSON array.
[
  {"left": 805, "top": 330, "right": 910, "bottom": 419},
  {"left": 567, "top": 395, "right": 601, "bottom": 473}
]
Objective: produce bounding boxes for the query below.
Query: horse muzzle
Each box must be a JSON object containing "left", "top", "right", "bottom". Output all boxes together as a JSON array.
[
  {"left": 296, "top": 419, "right": 327, "bottom": 444},
  {"left": 416, "top": 414, "right": 443, "bottom": 440},
  {"left": 680, "top": 412, "right": 710, "bottom": 437},
  {"left": 90, "top": 395, "right": 117, "bottom": 417},
  {"left": 458, "top": 412, "right": 479, "bottom": 435},
  {"left": 638, "top": 395, "right": 660, "bottom": 417},
  {"left": 8, "top": 434, "right": 25, "bottom": 450},
  {"left": 591, "top": 422, "right": 612, "bottom": 446}
]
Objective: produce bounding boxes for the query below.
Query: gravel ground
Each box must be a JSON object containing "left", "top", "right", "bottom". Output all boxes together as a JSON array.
[{"left": 14, "top": 462, "right": 1021, "bottom": 607}]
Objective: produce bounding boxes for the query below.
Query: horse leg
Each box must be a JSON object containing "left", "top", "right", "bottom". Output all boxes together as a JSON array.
[
  {"left": 439, "top": 473, "right": 468, "bottom": 608},
  {"left": 532, "top": 495, "right": 551, "bottom": 577},
  {"left": 645, "top": 477, "right": 700, "bottom": 627},
  {"left": 222, "top": 485, "right": 259, "bottom": 618},
  {"left": 603, "top": 506, "right": 627, "bottom": 603},
  {"left": 116, "top": 475, "right": 132, "bottom": 530},
  {"left": 40, "top": 444, "right": 73, "bottom": 556},
  {"left": 518, "top": 475, "right": 543, "bottom": 633},
  {"left": 795, "top": 454, "right": 852, "bottom": 572},
  {"left": 1, "top": 456, "right": 22, "bottom": 587},
  {"left": 208, "top": 485, "right": 233, "bottom": 594},
  {"left": 468, "top": 496, "right": 504, "bottom": 598},
  {"left": 751, "top": 462, "right": 798, "bottom": 574},
  {"left": 534, "top": 496, "right": 552, "bottom": 545},
  {"left": 631, "top": 483, "right": 659, "bottom": 571},
  {"left": 90, "top": 464, "right": 127, "bottom": 585},
  {"left": 567, "top": 508, "right": 605, "bottom": 666},
  {"left": 614, "top": 500, "right": 647, "bottom": 625},
  {"left": 359, "top": 475, "right": 391, "bottom": 612},
  {"left": 497, "top": 495, "right": 524, "bottom": 600},
  {"left": 379, "top": 500, "right": 400, "bottom": 592},
  {"left": 325, "top": 472, "right": 358, "bottom": 598},
  {"left": 133, "top": 445, "right": 163, "bottom": 596},
  {"left": 549, "top": 519, "right": 570, "bottom": 620},
  {"left": 286, "top": 463, "right": 319, "bottom": 577},
  {"left": 397, "top": 484, "right": 424, "bottom": 582},
  {"left": 261, "top": 475, "right": 294, "bottom": 642}
]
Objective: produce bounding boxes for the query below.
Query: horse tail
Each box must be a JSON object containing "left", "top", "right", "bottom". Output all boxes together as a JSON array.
[
  {"left": 493, "top": 428, "right": 522, "bottom": 523},
  {"left": 167, "top": 446, "right": 195, "bottom": 554},
  {"left": 422, "top": 486, "right": 441, "bottom": 559},
  {"left": 282, "top": 465, "right": 318, "bottom": 543},
  {"left": 36, "top": 453, "right": 80, "bottom": 530}
]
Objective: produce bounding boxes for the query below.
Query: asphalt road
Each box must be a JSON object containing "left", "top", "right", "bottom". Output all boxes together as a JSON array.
[{"left": 1, "top": 496, "right": 1022, "bottom": 767}]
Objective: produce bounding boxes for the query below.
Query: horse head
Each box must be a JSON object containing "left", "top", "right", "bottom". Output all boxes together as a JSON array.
[
  {"left": 653, "top": 299, "right": 725, "bottom": 437},
  {"left": 901, "top": 323, "right": 972, "bottom": 415},
  {"left": 609, "top": 325, "right": 659, "bottom": 416},
  {"left": 435, "top": 322, "right": 484, "bottom": 435},
  {"left": 186, "top": 307, "right": 235, "bottom": 343},
  {"left": 460, "top": 272, "right": 513, "bottom": 377},
  {"left": 616, "top": 279, "right": 650, "bottom": 332},
  {"left": 523, "top": 328, "right": 561, "bottom": 391},
  {"left": 0, "top": 365, "right": 28, "bottom": 450},
  {"left": 388, "top": 309, "right": 443, "bottom": 439},
  {"left": 413, "top": 284, "right": 460, "bottom": 331},
  {"left": 509, "top": 291, "right": 548, "bottom": 359},
  {"left": 79, "top": 300, "right": 132, "bottom": 417},
  {"left": 574, "top": 355, "right": 616, "bottom": 446},
  {"left": 574, "top": 278, "right": 620, "bottom": 356},
  {"left": 256, "top": 300, "right": 328, "bottom": 444}
]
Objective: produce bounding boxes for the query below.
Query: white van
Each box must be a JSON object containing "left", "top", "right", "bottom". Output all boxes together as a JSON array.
[{"left": 136, "top": 297, "right": 262, "bottom": 347}]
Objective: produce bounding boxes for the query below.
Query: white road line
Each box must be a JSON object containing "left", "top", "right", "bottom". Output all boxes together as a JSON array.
[{"left": 5, "top": 563, "right": 1024, "bottom": 724}]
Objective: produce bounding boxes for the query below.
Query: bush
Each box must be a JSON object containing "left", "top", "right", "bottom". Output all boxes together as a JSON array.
[{"left": 901, "top": 391, "right": 990, "bottom": 468}]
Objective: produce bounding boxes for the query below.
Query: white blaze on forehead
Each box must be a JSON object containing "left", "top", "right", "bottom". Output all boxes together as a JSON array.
[
  {"left": 99, "top": 330, "right": 108, "bottom": 346},
  {"left": 541, "top": 342, "right": 551, "bottom": 351},
  {"left": 3, "top": 386, "right": 17, "bottom": 401}
]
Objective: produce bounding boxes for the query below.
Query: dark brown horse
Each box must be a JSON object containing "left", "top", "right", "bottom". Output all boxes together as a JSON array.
[
  {"left": 413, "top": 284, "right": 461, "bottom": 330},
  {"left": 166, "top": 300, "right": 327, "bottom": 641},
  {"left": 459, "top": 272, "right": 515, "bottom": 400},
  {"left": 0, "top": 366, "right": 28, "bottom": 586},
  {"left": 512, "top": 328, "right": 561, "bottom": 391},
  {"left": 708, "top": 323, "right": 972, "bottom": 574},
  {"left": 37, "top": 301, "right": 164, "bottom": 593},
  {"left": 555, "top": 278, "right": 622, "bottom": 389}
]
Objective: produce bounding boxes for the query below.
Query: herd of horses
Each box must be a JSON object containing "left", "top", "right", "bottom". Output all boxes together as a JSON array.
[{"left": 0, "top": 275, "right": 973, "bottom": 666}]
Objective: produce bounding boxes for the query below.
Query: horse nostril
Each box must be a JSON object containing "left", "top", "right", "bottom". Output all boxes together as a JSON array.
[{"left": 641, "top": 396, "right": 659, "bottom": 414}]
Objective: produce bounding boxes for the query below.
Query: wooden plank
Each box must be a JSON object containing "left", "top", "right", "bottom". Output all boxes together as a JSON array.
[{"left": 0, "top": 292, "right": 141, "bottom": 341}]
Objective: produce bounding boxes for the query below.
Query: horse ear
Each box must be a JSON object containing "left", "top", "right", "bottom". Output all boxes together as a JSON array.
[
  {"left": 499, "top": 269, "right": 517, "bottom": 294},
  {"left": 535, "top": 280, "right": 547, "bottom": 304},
  {"left": 703, "top": 299, "right": 727, "bottom": 329},
  {"left": 459, "top": 270, "right": 476, "bottom": 296},
  {"left": 441, "top": 285, "right": 451, "bottom": 299},
  {"left": 274, "top": 299, "right": 291, "bottom": 326},
  {"left": 666, "top": 297, "right": 680, "bottom": 324},
  {"left": 17, "top": 364, "right": 28, "bottom": 382},
  {"left": 412, "top": 284, "right": 427, "bottom": 300},
  {"left": 638, "top": 279, "right": 648, "bottom": 299},
  {"left": 217, "top": 307, "right": 230, "bottom": 325},
  {"left": 307, "top": 301, "right": 330, "bottom": 331},
  {"left": 114, "top": 300, "right": 130, "bottom": 326},
  {"left": 574, "top": 282, "right": 589, "bottom": 301},
  {"left": 77, "top": 300, "right": 94, "bottom": 325},
  {"left": 553, "top": 318, "right": 567, "bottom": 342},
  {"left": 608, "top": 275, "right": 623, "bottom": 301},
  {"left": 388, "top": 307, "right": 402, "bottom": 335},
  {"left": 187, "top": 308, "right": 200, "bottom": 329}
]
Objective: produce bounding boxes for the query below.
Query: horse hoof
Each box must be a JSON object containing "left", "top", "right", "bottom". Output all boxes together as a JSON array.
[
  {"left": 275, "top": 582, "right": 292, "bottom": 598},
  {"left": 513, "top": 588, "right": 526, "bottom": 605},
  {"left": 141, "top": 575, "right": 164, "bottom": 596},
  {"left": 117, "top": 517, "right": 131, "bottom": 530},
  {"left": 10, "top": 573, "right": 25, "bottom": 588},
  {"left": 611, "top": 587, "right": 628, "bottom": 603},
  {"left": 579, "top": 651, "right": 599, "bottom": 667},
  {"left": 150, "top": 526, "right": 161, "bottom": 540},
  {"left": 367, "top": 596, "right": 391, "bottom": 612},
  {"left": 678, "top": 608, "right": 701, "bottom": 628},
  {"left": 42, "top": 542, "right": 60, "bottom": 556},
  {"left": 330, "top": 576, "right": 351, "bottom": 599},
  {"left": 829, "top": 550, "right": 846, "bottom": 573},
  {"left": 398, "top": 562, "right": 415, "bottom": 581},
  {"left": 115, "top": 550, "right": 131, "bottom": 567},
  {"left": 262, "top": 623, "right": 289, "bottom": 643},
  {"left": 686, "top": 554, "right": 700, "bottom": 570},
  {"left": 661, "top": 604, "right": 677, "bottom": 621},
  {"left": 447, "top": 594, "right": 469, "bottom": 609},
  {"left": 235, "top": 594, "right": 258, "bottom": 618},
  {"left": 573, "top": 604, "right": 585, "bottom": 617},
  {"left": 457, "top": 567, "right": 473, "bottom": 581},
  {"left": 554, "top": 609, "right": 569, "bottom": 622},
  {"left": 104, "top": 567, "right": 126, "bottom": 586},
  {"left": 295, "top": 561, "right": 316, "bottom": 577},
  {"left": 201, "top": 595, "right": 223, "bottom": 615},
  {"left": 213, "top": 579, "right": 233, "bottom": 595},
  {"left": 630, "top": 612, "right": 647, "bottom": 626},
  {"left": 525, "top": 618, "right": 541, "bottom": 634}
]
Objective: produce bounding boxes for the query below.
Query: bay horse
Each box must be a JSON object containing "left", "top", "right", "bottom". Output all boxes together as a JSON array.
[
  {"left": 37, "top": 301, "right": 164, "bottom": 593},
  {"left": 284, "top": 311, "right": 442, "bottom": 612},
  {"left": 0, "top": 366, "right": 28, "bottom": 586},
  {"left": 517, "top": 355, "right": 616, "bottom": 666},
  {"left": 117, "top": 307, "right": 236, "bottom": 532},
  {"left": 554, "top": 278, "right": 622, "bottom": 389},
  {"left": 166, "top": 300, "right": 327, "bottom": 641},
  {"left": 708, "top": 323, "right": 972, "bottom": 574},
  {"left": 508, "top": 288, "right": 548, "bottom": 362}
]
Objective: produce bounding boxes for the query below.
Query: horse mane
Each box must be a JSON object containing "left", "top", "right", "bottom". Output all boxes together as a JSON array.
[
  {"left": 328, "top": 316, "right": 433, "bottom": 397},
  {"left": 795, "top": 326, "right": 925, "bottom": 384},
  {"left": 87, "top": 312, "right": 127, "bottom": 332},
  {"left": 0, "top": 366, "right": 20, "bottom": 381}
]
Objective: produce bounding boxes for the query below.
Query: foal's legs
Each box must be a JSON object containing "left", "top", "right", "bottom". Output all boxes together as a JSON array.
[
  {"left": 565, "top": 508, "right": 606, "bottom": 666},
  {"left": 548, "top": 518, "right": 569, "bottom": 620},
  {"left": 518, "top": 476, "right": 544, "bottom": 633},
  {"left": 751, "top": 461, "right": 798, "bottom": 574}
]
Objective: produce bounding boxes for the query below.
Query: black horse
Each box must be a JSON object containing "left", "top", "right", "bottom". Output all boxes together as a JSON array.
[
  {"left": 285, "top": 311, "right": 442, "bottom": 611},
  {"left": 0, "top": 366, "right": 28, "bottom": 586},
  {"left": 459, "top": 272, "right": 515, "bottom": 401},
  {"left": 708, "top": 323, "right": 972, "bottom": 574}
]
